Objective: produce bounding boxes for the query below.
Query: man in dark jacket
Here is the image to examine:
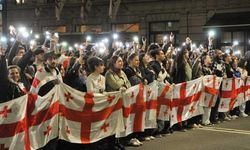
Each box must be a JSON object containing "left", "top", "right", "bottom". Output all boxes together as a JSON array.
[
  {"left": 30, "top": 51, "right": 63, "bottom": 96},
  {"left": 210, "top": 49, "right": 226, "bottom": 124}
]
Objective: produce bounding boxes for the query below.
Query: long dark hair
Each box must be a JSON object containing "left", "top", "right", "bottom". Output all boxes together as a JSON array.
[{"left": 108, "top": 55, "right": 121, "bottom": 74}]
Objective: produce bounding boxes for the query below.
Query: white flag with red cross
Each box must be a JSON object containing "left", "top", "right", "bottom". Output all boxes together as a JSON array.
[
  {"left": 243, "top": 77, "right": 250, "bottom": 102},
  {"left": 58, "top": 83, "right": 124, "bottom": 144},
  {"left": 219, "top": 78, "right": 245, "bottom": 112},
  {"left": 144, "top": 81, "right": 158, "bottom": 129},
  {"left": 170, "top": 77, "right": 204, "bottom": 127},
  {"left": 201, "top": 75, "right": 222, "bottom": 108},
  {"left": 0, "top": 95, "right": 29, "bottom": 150},
  {"left": 118, "top": 83, "right": 147, "bottom": 137},
  {"left": 28, "top": 86, "right": 60, "bottom": 149},
  {"left": 157, "top": 82, "right": 173, "bottom": 121}
]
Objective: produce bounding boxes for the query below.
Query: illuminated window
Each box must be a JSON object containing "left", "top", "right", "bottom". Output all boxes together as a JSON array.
[
  {"left": 77, "top": 25, "right": 102, "bottom": 33},
  {"left": 112, "top": 23, "right": 139, "bottom": 32},
  {"left": 16, "top": 0, "right": 25, "bottom": 4},
  {"left": 43, "top": 26, "right": 67, "bottom": 33}
]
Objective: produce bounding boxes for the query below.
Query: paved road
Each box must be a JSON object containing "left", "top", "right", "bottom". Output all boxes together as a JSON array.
[{"left": 127, "top": 117, "right": 250, "bottom": 150}]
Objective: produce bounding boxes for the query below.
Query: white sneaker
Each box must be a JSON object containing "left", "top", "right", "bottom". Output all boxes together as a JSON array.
[
  {"left": 240, "top": 112, "right": 248, "bottom": 118},
  {"left": 149, "top": 136, "right": 155, "bottom": 140},
  {"left": 191, "top": 123, "right": 199, "bottom": 128},
  {"left": 198, "top": 124, "right": 203, "bottom": 128},
  {"left": 129, "top": 138, "right": 140, "bottom": 146},
  {"left": 231, "top": 115, "right": 238, "bottom": 119},
  {"left": 144, "top": 136, "right": 151, "bottom": 141},
  {"left": 134, "top": 138, "right": 143, "bottom": 145},
  {"left": 224, "top": 116, "right": 231, "bottom": 121},
  {"left": 227, "top": 115, "right": 232, "bottom": 119}
]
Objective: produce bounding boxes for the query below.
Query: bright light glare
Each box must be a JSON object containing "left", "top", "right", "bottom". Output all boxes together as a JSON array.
[
  {"left": 192, "top": 43, "right": 197, "bottom": 48},
  {"left": 208, "top": 30, "right": 215, "bottom": 37},
  {"left": 163, "top": 36, "right": 168, "bottom": 41},
  {"left": 225, "top": 49, "right": 230, "bottom": 54},
  {"left": 99, "top": 47, "right": 105, "bottom": 54},
  {"left": 30, "top": 40, "right": 35, "bottom": 45},
  {"left": 234, "top": 50, "right": 241, "bottom": 55},
  {"left": 61, "top": 42, "right": 67, "bottom": 47},
  {"left": 113, "top": 33, "right": 118, "bottom": 40},
  {"left": 133, "top": 36, "right": 139, "bottom": 43},
  {"left": 9, "top": 25, "right": 15, "bottom": 31},
  {"left": 54, "top": 32, "right": 59, "bottom": 38},
  {"left": 0, "top": 37, "right": 7, "bottom": 42},
  {"left": 126, "top": 42, "right": 130, "bottom": 48},
  {"left": 22, "top": 32, "right": 29, "bottom": 38},
  {"left": 10, "top": 37, "right": 15, "bottom": 42},
  {"left": 74, "top": 43, "right": 79, "bottom": 48},
  {"left": 233, "top": 41, "right": 239, "bottom": 46},
  {"left": 18, "top": 27, "right": 26, "bottom": 33},
  {"left": 69, "top": 47, "right": 73, "bottom": 51},
  {"left": 86, "top": 35, "right": 92, "bottom": 41},
  {"left": 103, "top": 38, "right": 109, "bottom": 44},
  {"left": 35, "top": 34, "right": 40, "bottom": 39},
  {"left": 182, "top": 42, "right": 186, "bottom": 46},
  {"left": 46, "top": 35, "right": 51, "bottom": 39}
]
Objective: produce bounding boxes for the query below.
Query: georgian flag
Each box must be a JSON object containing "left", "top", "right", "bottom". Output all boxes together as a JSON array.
[
  {"left": 118, "top": 84, "right": 146, "bottom": 137},
  {"left": 219, "top": 78, "right": 245, "bottom": 112},
  {"left": 30, "top": 67, "right": 63, "bottom": 94},
  {"left": 244, "top": 77, "right": 250, "bottom": 102},
  {"left": 58, "top": 83, "right": 124, "bottom": 144},
  {"left": 28, "top": 86, "right": 60, "bottom": 149},
  {"left": 170, "top": 77, "right": 204, "bottom": 127},
  {"left": 144, "top": 81, "right": 158, "bottom": 129},
  {"left": 201, "top": 75, "right": 222, "bottom": 107},
  {"left": 157, "top": 82, "right": 173, "bottom": 121},
  {"left": 109, "top": 0, "right": 121, "bottom": 19},
  {"left": 0, "top": 95, "right": 29, "bottom": 150},
  {"left": 55, "top": 0, "right": 64, "bottom": 21}
]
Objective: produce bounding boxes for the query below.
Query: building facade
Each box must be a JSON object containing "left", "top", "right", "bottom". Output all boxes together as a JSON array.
[{"left": 5, "top": 0, "right": 250, "bottom": 52}]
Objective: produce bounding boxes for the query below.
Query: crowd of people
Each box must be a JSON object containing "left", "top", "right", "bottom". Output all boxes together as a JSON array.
[{"left": 0, "top": 29, "right": 250, "bottom": 150}]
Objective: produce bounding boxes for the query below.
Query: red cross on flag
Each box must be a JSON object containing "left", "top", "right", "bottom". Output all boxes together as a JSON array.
[
  {"left": 28, "top": 87, "right": 60, "bottom": 149},
  {"left": 170, "top": 77, "right": 204, "bottom": 127},
  {"left": 157, "top": 82, "right": 173, "bottom": 121},
  {"left": 118, "top": 83, "right": 147, "bottom": 137},
  {"left": 219, "top": 78, "right": 245, "bottom": 112},
  {"left": 59, "top": 83, "right": 124, "bottom": 144},
  {"left": 144, "top": 81, "right": 158, "bottom": 129},
  {"left": 201, "top": 75, "right": 222, "bottom": 108},
  {"left": 0, "top": 95, "right": 28, "bottom": 150}
]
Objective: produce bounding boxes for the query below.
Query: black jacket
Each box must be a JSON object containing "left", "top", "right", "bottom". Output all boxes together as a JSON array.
[
  {"left": 124, "top": 66, "right": 143, "bottom": 86},
  {"left": 139, "top": 64, "right": 155, "bottom": 84}
]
